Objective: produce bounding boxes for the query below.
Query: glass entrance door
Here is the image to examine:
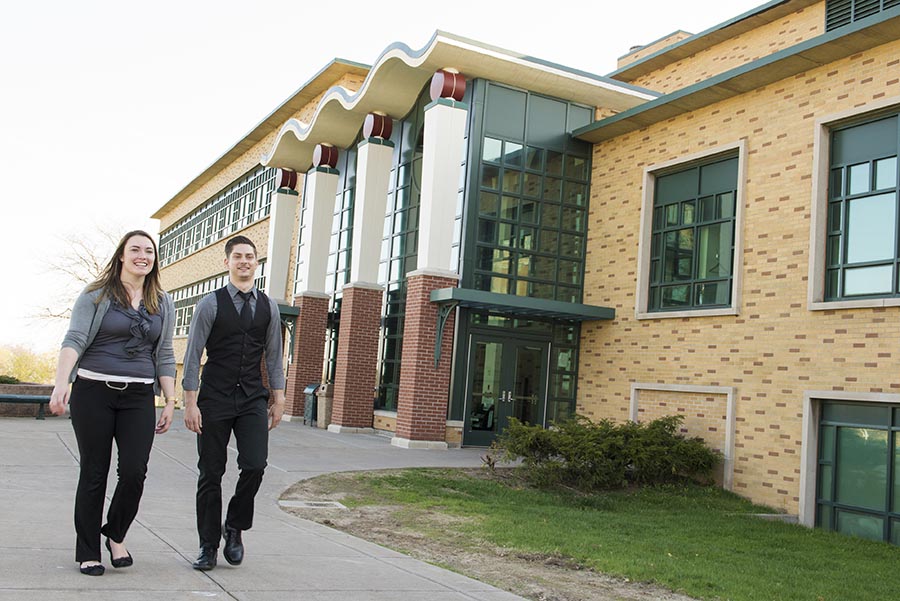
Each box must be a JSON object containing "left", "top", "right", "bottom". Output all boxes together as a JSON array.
[{"left": 463, "top": 335, "right": 548, "bottom": 447}]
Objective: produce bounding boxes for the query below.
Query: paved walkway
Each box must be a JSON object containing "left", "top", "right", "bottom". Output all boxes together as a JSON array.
[{"left": 0, "top": 413, "right": 525, "bottom": 601}]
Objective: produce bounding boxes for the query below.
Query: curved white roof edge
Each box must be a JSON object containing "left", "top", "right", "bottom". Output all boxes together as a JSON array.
[{"left": 263, "top": 31, "right": 659, "bottom": 172}]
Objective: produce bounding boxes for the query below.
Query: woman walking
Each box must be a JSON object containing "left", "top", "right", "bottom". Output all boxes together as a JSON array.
[{"left": 49, "top": 230, "right": 177, "bottom": 576}]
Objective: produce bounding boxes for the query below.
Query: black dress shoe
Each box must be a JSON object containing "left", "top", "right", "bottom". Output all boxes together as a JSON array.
[
  {"left": 192, "top": 545, "right": 218, "bottom": 571},
  {"left": 222, "top": 523, "right": 244, "bottom": 565},
  {"left": 79, "top": 563, "right": 105, "bottom": 576},
  {"left": 105, "top": 537, "right": 133, "bottom": 568}
]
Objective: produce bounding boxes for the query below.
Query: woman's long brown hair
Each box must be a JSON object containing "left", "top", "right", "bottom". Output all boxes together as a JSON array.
[{"left": 86, "top": 230, "right": 164, "bottom": 314}]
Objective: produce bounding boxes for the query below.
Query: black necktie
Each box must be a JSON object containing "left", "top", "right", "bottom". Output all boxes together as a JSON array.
[{"left": 237, "top": 291, "right": 253, "bottom": 330}]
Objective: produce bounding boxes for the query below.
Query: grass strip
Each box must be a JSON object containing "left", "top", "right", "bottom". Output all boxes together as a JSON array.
[{"left": 338, "top": 468, "right": 899, "bottom": 601}]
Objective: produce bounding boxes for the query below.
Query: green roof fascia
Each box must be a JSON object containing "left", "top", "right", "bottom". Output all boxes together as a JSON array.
[
  {"left": 610, "top": 0, "right": 817, "bottom": 82},
  {"left": 574, "top": 6, "right": 900, "bottom": 143},
  {"left": 430, "top": 287, "right": 615, "bottom": 321}
]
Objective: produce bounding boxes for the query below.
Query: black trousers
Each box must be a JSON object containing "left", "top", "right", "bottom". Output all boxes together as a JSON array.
[
  {"left": 196, "top": 386, "right": 268, "bottom": 548},
  {"left": 69, "top": 377, "right": 156, "bottom": 563}
]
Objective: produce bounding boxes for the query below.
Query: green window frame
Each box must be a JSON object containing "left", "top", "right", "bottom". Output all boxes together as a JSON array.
[
  {"left": 648, "top": 156, "right": 738, "bottom": 312},
  {"left": 825, "top": 114, "right": 900, "bottom": 300},
  {"left": 817, "top": 401, "right": 900, "bottom": 545}
]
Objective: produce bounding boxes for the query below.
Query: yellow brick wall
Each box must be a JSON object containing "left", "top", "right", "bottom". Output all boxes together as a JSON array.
[
  {"left": 373, "top": 412, "right": 397, "bottom": 432},
  {"left": 636, "top": 389, "right": 728, "bottom": 454},
  {"left": 627, "top": 2, "right": 825, "bottom": 93},
  {"left": 617, "top": 31, "right": 693, "bottom": 69},
  {"left": 581, "top": 41, "right": 900, "bottom": 513}
]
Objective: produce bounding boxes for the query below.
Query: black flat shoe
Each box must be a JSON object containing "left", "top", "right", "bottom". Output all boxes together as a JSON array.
[
  {"left": 106, "top": 537, "right": 133, "bottom": 568},
  {"left": 79, "top": 563, "right": 105, "bottom": 576},
  {"left": 192, "top": 545, "right": 217, "bottom": 571}
]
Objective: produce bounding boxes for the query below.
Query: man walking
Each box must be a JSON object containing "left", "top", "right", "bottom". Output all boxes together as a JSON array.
[{"left": 182, "top": 235, "right": 285, "bottom": 570}]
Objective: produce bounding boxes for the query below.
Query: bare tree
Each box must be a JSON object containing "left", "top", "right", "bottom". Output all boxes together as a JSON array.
[{"left": 36, "top": 222, "right": 124, "bottom": 320}]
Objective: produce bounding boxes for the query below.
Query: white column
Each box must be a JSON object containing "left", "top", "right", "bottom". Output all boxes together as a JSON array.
[
  {"left": 349, "top": 139, "right": 393, "bottom": 285},
  {"left": 264, "top": 189, "right": 298, "bottom": 302},
  {"left": 418, "top": 99, "right": 467, "bottom": 274},
  {"left": 296, "top": 167, "right": 339, "bottom": 295}
]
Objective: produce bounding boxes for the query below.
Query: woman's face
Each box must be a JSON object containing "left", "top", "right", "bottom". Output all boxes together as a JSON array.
[{"left": 119, "top": 235, "right": 155, "bottom": 280}]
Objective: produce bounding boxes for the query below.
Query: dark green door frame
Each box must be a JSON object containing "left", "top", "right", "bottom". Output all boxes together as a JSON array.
[{"left": 462, "top": 332, "right": 549, "bottom": 447}]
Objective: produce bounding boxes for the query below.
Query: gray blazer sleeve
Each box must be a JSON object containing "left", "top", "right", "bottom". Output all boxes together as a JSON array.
[
  {"left": 181, "top": 292, "right": 218, "bottom": 391},
  {"left": 154, "top": 292, "right": 177, "bottom": 381},
  {"left": 264, "top": 296, "right": 285, "bottom": 390},
  {"left": 61, "top": 289, "right": 101, "bottom": 355}
]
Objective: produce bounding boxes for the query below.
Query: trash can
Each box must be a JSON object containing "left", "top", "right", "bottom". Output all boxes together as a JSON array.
[
  {"left": 316, "top": 383, "right": 333, "bottom": 429},
  {"left": 303, "top": 384, "right": 319, "bottom": 426}
]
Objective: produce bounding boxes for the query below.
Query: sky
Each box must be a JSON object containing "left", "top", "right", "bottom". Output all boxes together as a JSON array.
[{"left": 0, "top": 0, "right": 766, "bottom": 352}]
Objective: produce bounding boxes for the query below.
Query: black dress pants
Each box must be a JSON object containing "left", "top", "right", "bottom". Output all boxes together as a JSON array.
[
  {"left": 69, "top": 378, "right": 156, "bottom": 563},
  {"left": 196, "top": 386, "right": 268, "bottom": 548}
]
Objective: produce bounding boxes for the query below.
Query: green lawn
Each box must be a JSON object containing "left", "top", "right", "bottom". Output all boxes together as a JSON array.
[{"left": 338, "top": 468, "right": 898, "bottom": 601}]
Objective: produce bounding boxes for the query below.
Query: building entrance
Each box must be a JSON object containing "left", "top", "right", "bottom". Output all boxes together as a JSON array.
[{"left": 462, "top": 334, "right": 548, "bottom": 447}]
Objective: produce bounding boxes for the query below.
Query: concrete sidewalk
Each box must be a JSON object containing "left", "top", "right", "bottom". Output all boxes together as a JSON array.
[{"left": 0, "top": 413, "right": 525, "bottom": 601}]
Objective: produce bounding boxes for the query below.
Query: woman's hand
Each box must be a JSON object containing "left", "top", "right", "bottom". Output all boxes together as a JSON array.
[
  {"left": 155, "top": 402, "right": 175, "bottom": 434},
  {"left": 49, "top": 384, "right": 70, "bottom": 416}
]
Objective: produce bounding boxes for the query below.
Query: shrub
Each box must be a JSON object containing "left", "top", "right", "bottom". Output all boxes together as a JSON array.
[
  {"left": 0, "top": 375, "right": 20, "bottom": 384},
  {"left": 495, "top": 414, "right": 720, "bottom": 492}
]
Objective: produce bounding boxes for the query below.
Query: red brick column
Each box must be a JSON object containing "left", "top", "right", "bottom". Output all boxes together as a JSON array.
[
  {"left": 284, "top": 292, "right": 329, "bottom": 418},
  {"left": 393, "top": 272, "right": 458, "bottom": 447},
  {"left": 330, "top": 283, "right": 382, "bottom": 430}
]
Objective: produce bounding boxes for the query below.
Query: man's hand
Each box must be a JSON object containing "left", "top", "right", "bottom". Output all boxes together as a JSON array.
[
  {"left": 183, "top": 392, "right": 202, "bottom": 434},
  {"left": 268, "top": 391, "right": 285, "bottom": 430},
  {"left": 268, "top": 401, "right": 284, "bottom": 430}
]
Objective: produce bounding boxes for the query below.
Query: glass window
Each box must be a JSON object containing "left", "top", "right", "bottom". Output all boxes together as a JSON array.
[
  {"left": 159, "top": 166, "right": 277, "bottom": 267},
  {"left": 835, "top": 427, "right": 888, "bottom": 511},
  {"left": 836, "top": 510, "right": 883, "bottom": 542},
  {"left": 649, "top": 156, "right": 737, "bottom": 312},
  {"left": 818, "top": 401, "right": 899, "bottom": 545},
  {"left": 875, "top": 157, "right": 897, "bottom": 190},
  {"left": 482, "top": 138, "right": 502, "bottom": 163},
  {"left": 826, "top": 115, "right": 900, "bottom": 300},
  {"left": 846, "top": 193, "right": 896, "bottom": 263}
]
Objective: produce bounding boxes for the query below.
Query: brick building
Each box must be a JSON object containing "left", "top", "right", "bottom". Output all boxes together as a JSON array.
[{"left": 153, "top": 0, "right": 900, "bottom": 544}]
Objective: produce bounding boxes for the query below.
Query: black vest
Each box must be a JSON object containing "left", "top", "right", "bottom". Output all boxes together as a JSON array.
[{"left": 199, "top": 287, "right": 272, "bottom": 399}]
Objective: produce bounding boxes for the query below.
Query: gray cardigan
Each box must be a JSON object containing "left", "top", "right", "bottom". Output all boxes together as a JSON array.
[{"left": 61, "top": 287, "right": 176, "bottom": 395}]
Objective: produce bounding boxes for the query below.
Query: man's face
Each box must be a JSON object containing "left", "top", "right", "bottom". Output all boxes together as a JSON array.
[{"left": 225, "top": 243, "right": 258, "bottom": 283}]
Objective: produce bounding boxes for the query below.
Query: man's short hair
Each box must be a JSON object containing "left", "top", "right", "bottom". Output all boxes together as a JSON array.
[{"left": 225, "top": 235, "right": 257, "bottom": 256}]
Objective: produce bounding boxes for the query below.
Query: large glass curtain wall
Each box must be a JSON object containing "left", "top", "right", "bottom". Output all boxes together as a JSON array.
[
  {"left": 468, "top": 83, "right": 592, "bottom": 303},
  {"left": 452, "top": 81, "right": 593, "bottom": 423},
  {"left": 375, "top": 86, "right": 468, "bottom": 411}
]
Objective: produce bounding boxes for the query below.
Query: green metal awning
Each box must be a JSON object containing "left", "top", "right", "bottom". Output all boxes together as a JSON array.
[
  {"left": 277, "top": 304, "right": 300, "bottom": 363},
  {"left": 428, "top": 288, "right": 615, "bottom": 367},
  {"left": 430, "top": 287, "right": 615, "bottom": 321}
]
